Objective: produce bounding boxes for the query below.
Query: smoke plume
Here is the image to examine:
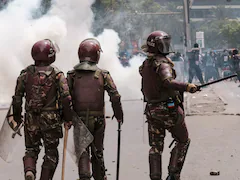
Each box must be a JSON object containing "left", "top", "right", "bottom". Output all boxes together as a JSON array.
[{"left": 0, "top": 0, "right": 143, "bottom": 105}]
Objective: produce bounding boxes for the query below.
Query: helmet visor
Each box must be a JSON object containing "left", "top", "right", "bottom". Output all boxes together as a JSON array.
[
  {"left": 156, "top": 36, "right": 174, "bottom": 54},
  {"left": 45, "top": 39, "right": 60, "bottom": 53},
  {"left": 51, "top": 40, "right": 60, "bottom": 53}
]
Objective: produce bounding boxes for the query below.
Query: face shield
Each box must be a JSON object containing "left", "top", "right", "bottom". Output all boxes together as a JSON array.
[
  {"left": 45, "top": 39, "right": 60, "bottom": 53},
  {"left": 155, "top": 35, "right": 174, "bottom": 54}
]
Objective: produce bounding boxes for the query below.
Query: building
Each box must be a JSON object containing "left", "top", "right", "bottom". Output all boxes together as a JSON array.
[{"left": 180, "top": 0, "right": 240, "bottom": 21}]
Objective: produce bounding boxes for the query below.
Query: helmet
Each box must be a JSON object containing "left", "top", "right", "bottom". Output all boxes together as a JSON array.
[
  {"left": 233, "top": 49, "right": 238, "bottom": 55},
  {"left": 142, "top": 31, "right": 172, "bottom": 55},
  {"left": 31, "top": 39, "right": 60, "bottom": 65},
  {"left": 78, "top": 38, "right": 102, "bottom": 63},
  {"left": 193, "top": 43, "right": 199, "bottom": 48}
]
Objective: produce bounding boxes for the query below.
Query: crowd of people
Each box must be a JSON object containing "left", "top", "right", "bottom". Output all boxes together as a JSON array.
[
  {"left": 118, "top": 41, "right": 240, "bottom": 87},
  {"left": 118, "top": 40, "right": 144, "bottom": 67},
  {"left": 155, "top": 44, "right": 240, "bottom": 86}
]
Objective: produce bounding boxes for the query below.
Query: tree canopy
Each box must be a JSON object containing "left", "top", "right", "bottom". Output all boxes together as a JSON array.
[{"left": 92, "top": 1, "right": 240, "bottom": 49}]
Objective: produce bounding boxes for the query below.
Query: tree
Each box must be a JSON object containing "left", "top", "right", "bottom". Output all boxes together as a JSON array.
[
  {"left": 219, "top": 20, "right": 240, "bottom": 48},
  {"left": 191, "top": 5, "right": 240, "bottom": 49},
  {"left": 92, "top": 0, "right": 184, "bottom": 45}
]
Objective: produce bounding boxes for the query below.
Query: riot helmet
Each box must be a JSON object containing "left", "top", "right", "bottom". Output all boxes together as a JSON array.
[
  {"left": 31, "top": 39, "right": 60, "bottom": 66},
  {"left": 142, "top": 31, "right": 173, "bottom": 55},
  {"left": 78, "top": 38, "right": 102, "bottom": 63}
]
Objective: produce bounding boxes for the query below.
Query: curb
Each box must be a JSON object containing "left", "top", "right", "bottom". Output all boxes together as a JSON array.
[
  {"left": 211, "top": 84, "right": 228, "bottom": 105},
  {"left": 186, "top": 112, "right": 236, "bottom": 116}
]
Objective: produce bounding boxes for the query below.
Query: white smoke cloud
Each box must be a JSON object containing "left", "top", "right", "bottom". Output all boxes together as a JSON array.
[{"left": 0, "top": 0, "right": 144, "bottom": 104}]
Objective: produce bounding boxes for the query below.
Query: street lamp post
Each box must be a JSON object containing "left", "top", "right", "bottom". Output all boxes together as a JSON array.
[{"left": 183, "top": 0, "right": 192, "bottom": 54}]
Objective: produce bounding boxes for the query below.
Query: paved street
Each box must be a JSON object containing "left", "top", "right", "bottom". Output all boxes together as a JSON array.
[{"left": 0, "top": 81, "right": 240, "bottom": 180}]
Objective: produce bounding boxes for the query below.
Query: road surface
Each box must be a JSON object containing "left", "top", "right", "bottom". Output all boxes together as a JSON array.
[{"left": 0, "top": 81, "right": 240, "bottom": 180}]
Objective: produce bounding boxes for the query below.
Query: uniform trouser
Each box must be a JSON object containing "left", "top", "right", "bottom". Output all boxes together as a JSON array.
[
  {"left": 78, "top": 116, "right": 107, "bottom": 180},
  {"left": 205, "top": 66, "right": 219, "bottom": 82},
  {"left": 188, "top": 65, "right": 204, "bottom": 84},
  {"left": 146, "top": 105, "right": 190, "bottom": 180},
  {"left": 23, "top": 112, "right": 62, "bottom": 180},
  {"left": 233, "top": 67, "right": 240, "bottom": 81}
]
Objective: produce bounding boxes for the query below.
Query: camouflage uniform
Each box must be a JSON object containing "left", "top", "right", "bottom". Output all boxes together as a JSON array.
[
  {"left": 139, "top": 55, "right": 191, "bottom": 180},
  {"left": 12, "top": 65, "right": 73, "bottom": 180},
  {"left": 67, "top": 61, "right": 123, "bottom": 180}
]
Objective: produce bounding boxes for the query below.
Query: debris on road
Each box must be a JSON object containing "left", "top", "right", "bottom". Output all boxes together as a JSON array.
[
  {"left": 210, "top": 171, "right": 220, "bottom": 176},
  {"left": 186, "top": 87, "right": 225, "bottom": 115}
]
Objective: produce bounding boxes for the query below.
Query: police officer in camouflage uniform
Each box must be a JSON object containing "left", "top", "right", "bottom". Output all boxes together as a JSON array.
[
  {"left": 139, "top": 31, "right": 198, "bottom": 180},
  {"left": 12, "top": 39, "right": 73, "bottom": 180},
  {"left": 67, "top": 38, "right": 124, "bottom": 180}
]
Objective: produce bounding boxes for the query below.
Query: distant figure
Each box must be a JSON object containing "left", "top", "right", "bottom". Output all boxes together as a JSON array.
[{"left": 187, "top": 43, "right": 204, "bottom": 84}]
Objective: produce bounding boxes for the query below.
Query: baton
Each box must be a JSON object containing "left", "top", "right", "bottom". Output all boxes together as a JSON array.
[
  {"left": 198, "top": 74, "right": 237, "bottom": 90},
  {"left": 116, "top": 122, "right": 121, "bottom": 180}
]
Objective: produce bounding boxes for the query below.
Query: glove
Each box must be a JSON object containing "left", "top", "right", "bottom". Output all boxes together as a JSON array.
[
  {"left": 14, "top": 115, "right": 23, "bottom": 126},
  {"left": 117, "top": 119, "right": 123, "bottom": 125},
  {"left": 187, "top": 83, "right": 198, "bottom": 93},
  {"left": 64, "top": 121, "right": 73, "bottom": 130},
  {"left": 112, "top": 115, "right": 123, "bottom": 125}
]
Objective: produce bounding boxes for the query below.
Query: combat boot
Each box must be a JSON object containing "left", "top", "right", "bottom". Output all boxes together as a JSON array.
[
  {"left": 166, "top": 174, "right": 180, "bottom": 180},
  {"left": 25, "top": 171, "right": 35, "bottom": 180}
]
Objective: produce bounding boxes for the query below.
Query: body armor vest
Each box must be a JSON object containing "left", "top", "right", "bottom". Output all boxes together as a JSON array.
[
  {"left": 25, "top": 65, "right": 58, "bottom": 112},
  {"left": 141, "top": 60, "right": 178, "bottom": 102},
  {"left": 72, "top": 70, "right": 105, "bottom": 113}
]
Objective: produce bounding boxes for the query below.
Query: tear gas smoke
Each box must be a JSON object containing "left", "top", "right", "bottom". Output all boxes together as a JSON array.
[{"left": 0, "top": 0, "right": 144, "bottom": 104}]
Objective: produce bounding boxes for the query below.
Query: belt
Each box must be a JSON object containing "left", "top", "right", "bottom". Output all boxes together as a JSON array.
[
  {"left": 26, "top": 107, "right": 58, "bottom": 113},
  {"left": 147, "top": 95, "right": 182, "bottom": 105}
]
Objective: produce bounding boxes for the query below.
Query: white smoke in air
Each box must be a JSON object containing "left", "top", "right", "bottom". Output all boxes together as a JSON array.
[{"left": 0, "top": 0, "right": 144, "bottom": 104}]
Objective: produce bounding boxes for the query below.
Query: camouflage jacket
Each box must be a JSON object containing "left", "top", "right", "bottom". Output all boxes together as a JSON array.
[
  {"left": 12, "top": 64, "right": 73, "bottom": 122},
  {"left": 139, "top": 55, "right": 188, "bottom": 103}
]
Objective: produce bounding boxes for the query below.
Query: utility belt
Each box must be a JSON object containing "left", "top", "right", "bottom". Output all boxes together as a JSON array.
[
  {"left": 26, "top": 107, "right": 58, "bottom": 114},
  {"left": 147, "top": 95, "right": 182, "bottom": 110}
]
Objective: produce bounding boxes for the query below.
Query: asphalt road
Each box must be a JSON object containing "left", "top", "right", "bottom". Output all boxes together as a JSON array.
[{"left": 0, "top": 81, "right": 239, "bottom": 180}]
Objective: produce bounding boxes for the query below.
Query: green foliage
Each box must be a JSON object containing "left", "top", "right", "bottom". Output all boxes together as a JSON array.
[
  {"left": 92, "top": 0, "right": 184, "bottom": 44},
  {"left": 194, "top": 19, "right": 240, "bottom": 49},
  {"left": 219, "top": 20, "right": 240, "bottom": 47}
]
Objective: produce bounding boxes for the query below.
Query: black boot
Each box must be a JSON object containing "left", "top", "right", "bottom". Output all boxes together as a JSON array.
[{"left": 166, "top": 174, "right": 180, "bottom": 180}]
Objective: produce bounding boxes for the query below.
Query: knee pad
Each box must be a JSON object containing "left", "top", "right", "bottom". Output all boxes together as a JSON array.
[
  {"left": 42, "top": 148, "right": 59, "bottom": 169},
  {"left": 79, "top": 151, "right": 91, "bottom": 179},
  {"left": 23, "top": 156, "right": 37, "bottom": 175},
  {"left": 168, "top": 138, "right": 190, "bottom": 174},
  {"left": 149, "top": 153, "right": 162, "bottom": 180}
]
